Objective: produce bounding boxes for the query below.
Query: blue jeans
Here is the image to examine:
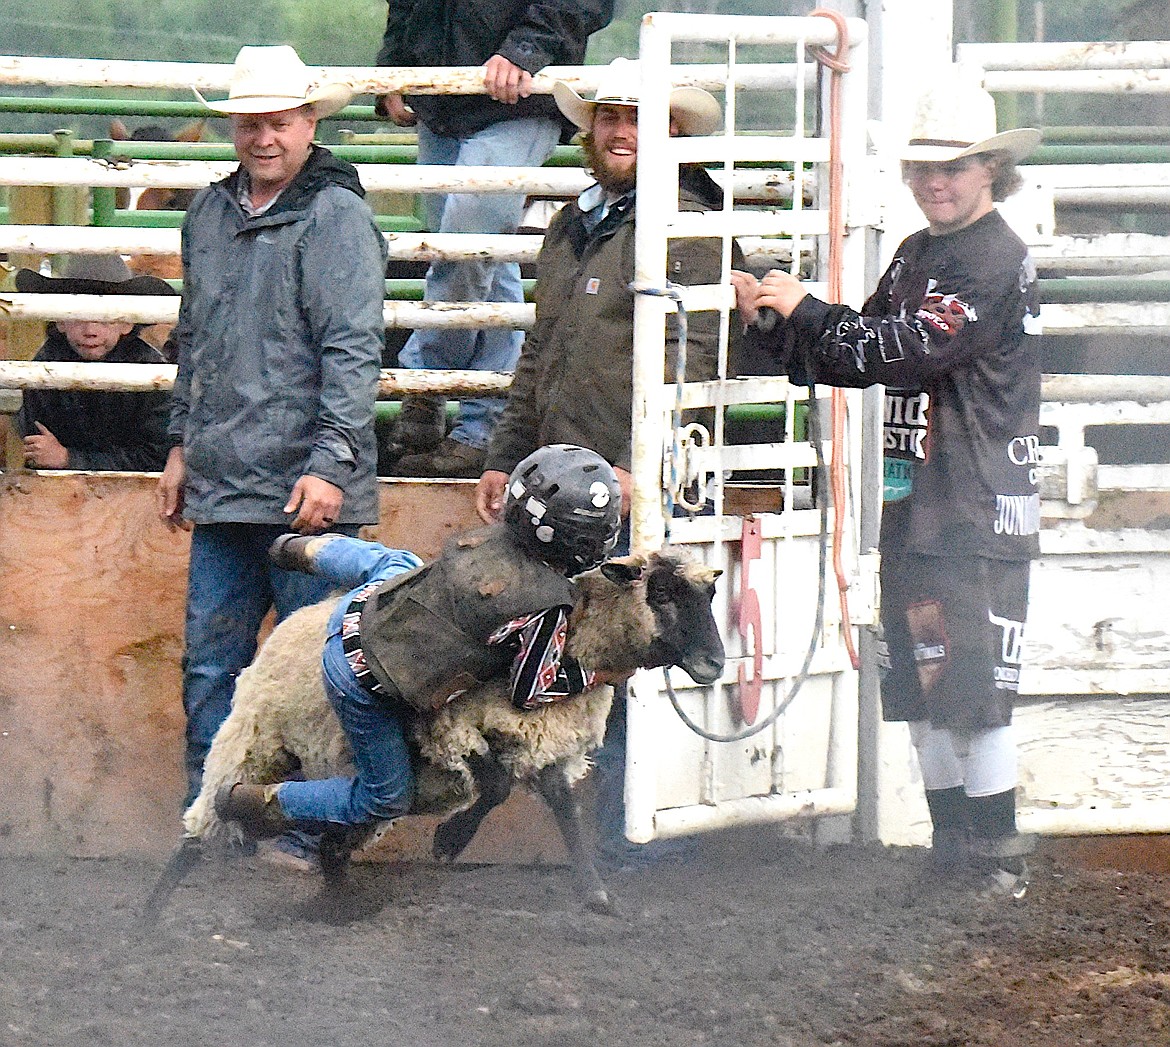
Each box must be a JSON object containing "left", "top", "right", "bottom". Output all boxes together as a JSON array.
[
  {"left": 399, "top": 116, "right": 560, "bottom": 449},
  {"left": 182, "top": 522, "right": 358, "bottom": 807},
  {"left": 274, "top": 538, "right": 423, "bottom": 826}
]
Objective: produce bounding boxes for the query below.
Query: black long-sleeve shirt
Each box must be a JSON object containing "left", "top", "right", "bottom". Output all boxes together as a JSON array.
[
  {"left": 18, "top": 326, "right": 171, "bottom": 472},
  {"left": 768, "top": 210, "right": 1041, "bottom": 561}
]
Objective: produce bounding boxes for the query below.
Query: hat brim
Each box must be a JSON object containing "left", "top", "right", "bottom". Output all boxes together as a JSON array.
[
  {"left": 900, "top": 127, "right": 1042, "bottom": 164},
  {"left": 15, "top": 269, "right": 178, "bottom": 296},
  {"left": 193, "top": 82, "right": 353, "bottom": 120},
  {"left": 553, "top": 81, "right": 722, "bottom": 137}
]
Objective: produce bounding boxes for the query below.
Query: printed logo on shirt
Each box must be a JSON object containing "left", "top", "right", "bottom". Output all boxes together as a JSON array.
[
  {"left": 884, "top": 390, "right": 929, "bottom": 460},
  {"left": 988, "top": 609, "right": 1025, "bottom": 690},
  {"left": 916, "top": 285, "right": 977, "bottom": 337},
  {"left": 585, "top": 277, "right": 601, "bottom": 295},
  {"left": 906, "top": 599, "right": 948, "bottom": 695},
  {"left": 993, "top": 493, "right": 1041, "bottom": 537},
  {"left": 1007, "top": 433, "right": 1042, "bottom": 487}
]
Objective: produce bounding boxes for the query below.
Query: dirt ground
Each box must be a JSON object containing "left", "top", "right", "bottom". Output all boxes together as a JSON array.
[{"left": 2, "top": 828, "right": 1169, "bottom": 1047}]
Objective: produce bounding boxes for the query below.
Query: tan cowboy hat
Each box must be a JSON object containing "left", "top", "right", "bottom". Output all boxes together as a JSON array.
[
  {"left": 553, "top": 57, "right": 722, "bottom": 137},
  {"left": 15, "top": 254, "right": 176, "bottom": 297},
  {"left": 901, "top": 74, "right": 1040, "bottom": 163},
  {"left": 194, "top": 45, "right": 353, "bottom": 119}
]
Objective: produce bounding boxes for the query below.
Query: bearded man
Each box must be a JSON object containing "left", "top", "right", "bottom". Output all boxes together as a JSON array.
[
  {"left": 473, "top": 58, "right": 738, "bottom": 867},
  {"left": 474, "top": 57, "right": 731, "bottom": 520}
]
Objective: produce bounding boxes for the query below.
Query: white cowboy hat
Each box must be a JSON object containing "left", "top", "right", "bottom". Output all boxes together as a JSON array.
[
  {"left": 194, "top": 45, "right": 353, "bottom": 119},
  {"left": 901, "top": 74, "right": 1040, "bottom": 163},
  {"left": 553, "top": 57, "right": 722, "bottom": 137}
]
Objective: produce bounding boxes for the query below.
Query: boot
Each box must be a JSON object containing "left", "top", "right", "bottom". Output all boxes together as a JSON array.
[
  {"left": 924, "top": 786, "right": 971, "bottom": 878},
  {"left": 215, "top": 782, "right": 293, "bottom": 839},
  {"left": 394, "top": 437, "right": 487, "bottom": 479},
  {"left": 268, "top": 533, "right": 341, "bottom": 575},
  {"left": 969, "top": 789, "right": 1036, "bottom": 899},
  {"left": 394, "top": 395, "right": 446, "bottom": 454}
]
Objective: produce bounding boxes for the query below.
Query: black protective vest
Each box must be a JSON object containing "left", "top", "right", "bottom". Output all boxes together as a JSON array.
[{"left": 358, "top": 525, "right": 576, "bottom": 711}]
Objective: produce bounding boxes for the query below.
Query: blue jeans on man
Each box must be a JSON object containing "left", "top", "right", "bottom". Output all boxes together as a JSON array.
[
  {"left": 399, "top": 116, "right": 560, "bottom": 449},
  {"left": 182, "top": 522, "right": 361, "bottom": 808},
  {"left": 271, "top": 538, "right": 423, "bottom": 826}
]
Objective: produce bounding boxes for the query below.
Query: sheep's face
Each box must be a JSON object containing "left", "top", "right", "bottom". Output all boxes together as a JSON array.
[{"left": 603, "top": 552, "right": 725, "bottom": 685}]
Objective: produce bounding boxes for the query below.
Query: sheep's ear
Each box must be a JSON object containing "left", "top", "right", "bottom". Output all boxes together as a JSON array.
[
  {"left": 601, "top": 560, "right": 644, "bottom": 587},
  {"left": 110, "top": 119, "right": 131, "bottom": 141}
]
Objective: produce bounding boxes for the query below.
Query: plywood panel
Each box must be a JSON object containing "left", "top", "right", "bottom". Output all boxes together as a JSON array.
[{"left": 0, "top": 473, "right": 569, "bottom": 861}]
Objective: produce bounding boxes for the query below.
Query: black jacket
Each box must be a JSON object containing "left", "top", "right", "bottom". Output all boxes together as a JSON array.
[
  {"left": 376, "top": 0, "right": 614, "bottom": 137},
  {"left": 19, "top": 326, "right": 171, "bottom": 472}
]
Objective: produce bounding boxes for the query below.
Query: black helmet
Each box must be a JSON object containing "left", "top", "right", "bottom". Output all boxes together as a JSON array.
[{"left": 504, "top": 445, "right": 622, "bottom": 573}]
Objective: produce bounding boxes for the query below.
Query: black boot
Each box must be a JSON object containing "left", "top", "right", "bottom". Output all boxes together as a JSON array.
[
  {"left": 268, "top": 533, "right": 340, "bottom": 575},
  {"left": 924, "top": 785, "right": 971, "bottom": 877},
  {"left": 215, "top": 782, "right": 293, "bottom": 839},
  {"left": 968, "top": 789, "right": 1036, "bottom": 899}
]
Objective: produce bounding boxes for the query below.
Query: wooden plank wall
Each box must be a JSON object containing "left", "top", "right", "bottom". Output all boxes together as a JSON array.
[{"left": 0, "top": 473, "right": 568, "bottom": 861}]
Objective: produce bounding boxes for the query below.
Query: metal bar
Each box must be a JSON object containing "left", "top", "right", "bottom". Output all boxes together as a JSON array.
[
  {"left": 983, "top": 69, "right": 1170, "bottom": 94},
  {"left": 958, "top": 40, "right": 1170, "bottom": 71},
  {"left": 1019, "top": 807, "right": 1170, "bottom": 836},
  {"left": 1031, "top": 145, "right": 1170, "bottom": 165},
  {"left": 1040, "top": 374, "right": 1170, "bottom": 404},
  {"left": 1042, "top": 126, "right": 1170, "bottom": 144},
  {"left": 0, "top": 360, "right": 513, "bottom": 397},
  {"left": 1039, "top": 278, "right": 1170, "bottom": 303},
  {"left": 0, "top": 95, "right": 383, "bottom": 121},
  {"left": 0, "top": 157, "right": 594, "bottom": 196},
  {"left": 0, "top": 224, "right": 545, "bottom": 262},
  {"left": 652, "top": 788, "right": 858, "bottom": 839},
  {"left": 0, "top": 293, "right": 534, "bottom": 329},
  {"left": 0, "top": 56, "right": 815, "bottom": 94}
]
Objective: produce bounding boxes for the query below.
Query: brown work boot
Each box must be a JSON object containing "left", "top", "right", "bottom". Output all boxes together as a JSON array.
[
  {"left": 268, "top": 532, "right": 342, "bottom": 574},
  {"left": 394, "top": 436, "right": 486, "bottom": 478},
  {"left": 394, "top": 394, "right": 446, "bottom": 453},
  {"left": 214, "top": 782, "right": 292, "bottom": 839}
]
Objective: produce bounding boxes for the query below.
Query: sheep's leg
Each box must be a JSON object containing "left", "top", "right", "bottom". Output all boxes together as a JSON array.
[
  {"left": 303, "top": 826, "right": 390, "bottom": 925},
  {"left": 138, "top": 836, "right": 204, "bottom": 925},
  {"left": 432, "top": 752, "right": 513, "bottom": 862},
  {"left": 318, "top": 827, "right": 359, "bottom": 887},
  {"left": 535, "top": 763, "right": 612, "bottom": 914}
]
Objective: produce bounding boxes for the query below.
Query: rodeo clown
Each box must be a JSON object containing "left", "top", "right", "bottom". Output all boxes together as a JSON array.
[
  {"left": 732, "top": 72, "right": 1042, "bottom": 898},
  {"left": 216, "top": 444, "right": 624, "bottom": 837}
]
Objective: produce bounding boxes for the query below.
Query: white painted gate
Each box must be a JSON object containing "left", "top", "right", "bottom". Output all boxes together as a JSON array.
[{"left": 621, "top": 12, "right": 876, "bottom": 845}]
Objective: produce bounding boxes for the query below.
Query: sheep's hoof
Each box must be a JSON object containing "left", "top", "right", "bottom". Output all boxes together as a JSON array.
[
  {"left": 584, "top": 888, "right": 615, "bottom": 915},
  {"left": 432, "top": 822, "right": 473, "bottom": 863}
]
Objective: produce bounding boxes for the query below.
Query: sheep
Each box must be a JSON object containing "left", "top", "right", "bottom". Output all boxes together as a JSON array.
[{"left": 143, "top": 548, "right": 725, "bottom": 919}]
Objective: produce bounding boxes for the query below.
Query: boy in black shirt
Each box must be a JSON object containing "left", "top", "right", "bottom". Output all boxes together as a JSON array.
[{"left": 733, "top": 76, "right": 1041, "bottom": 898}]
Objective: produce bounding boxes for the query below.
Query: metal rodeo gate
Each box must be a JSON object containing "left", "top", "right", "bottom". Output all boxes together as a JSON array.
[{"left": 621, "top": 12, "right": 876, "bottom": 846}]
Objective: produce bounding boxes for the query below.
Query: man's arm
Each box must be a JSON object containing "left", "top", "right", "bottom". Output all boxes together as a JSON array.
[
  {"left": 374, "top": 0, "right": 420, "bottom": 68},
  {"left": 374, "top": 1, "right": 423, "bottom": 123},
  {"left": 482, "top": 312, "right": 544, "bottom": 478},
  {"left": 296, "top": 195, "right": 388, "bottom": 512},
  {"left": 496, "top": 0, "right": 615, "bottom": 74}
]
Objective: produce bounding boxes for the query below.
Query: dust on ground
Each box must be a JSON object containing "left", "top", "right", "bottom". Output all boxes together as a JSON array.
[{"left": 2, "top": 828, "right": 1168, "bottom": 1047}]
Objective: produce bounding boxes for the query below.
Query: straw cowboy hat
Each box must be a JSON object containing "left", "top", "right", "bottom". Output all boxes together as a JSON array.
[
  {"left": 194, "top": 45, "right": 352, "bottom": 119},
  {"left": 553, "top": 57, "right": 722, "bottom": 137},
  {"left": 15, "top": 254, "right": 177, "bottom": 297},
  {"left": 901, "top": 74, "right": 1040, "bottom": 163}
]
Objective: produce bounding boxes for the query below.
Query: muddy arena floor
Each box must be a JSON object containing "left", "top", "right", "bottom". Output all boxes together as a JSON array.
[{"left": 2, "top": 828, "right": 1169, "bottom": 1047}]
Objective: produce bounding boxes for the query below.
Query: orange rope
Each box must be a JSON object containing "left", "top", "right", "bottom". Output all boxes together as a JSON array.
[{"left": 810, "top": 8, "right": 860, "bottom": 671}]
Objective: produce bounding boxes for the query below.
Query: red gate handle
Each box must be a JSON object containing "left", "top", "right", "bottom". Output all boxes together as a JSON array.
[{"left": 734, "top": 516, "right": 764, "bottom": 725}]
